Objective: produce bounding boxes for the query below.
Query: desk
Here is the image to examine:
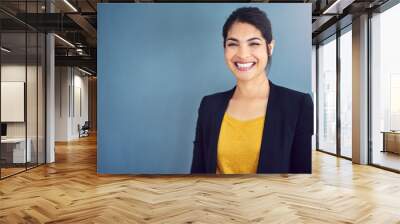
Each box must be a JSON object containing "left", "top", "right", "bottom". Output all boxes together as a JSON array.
[
  {"left": 1, "top": 138, "right": 31, "bottom": 163},
  {"left": 382, "top": 131, "right": 400, "bottom": 154}
]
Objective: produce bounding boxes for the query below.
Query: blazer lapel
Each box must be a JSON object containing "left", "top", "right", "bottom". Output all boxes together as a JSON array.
[
  {"left": 208, "top": 87, "right": 235, "bottom": 173},
  {"left": 257, "top": 81, "right": 287, "bottom": 173}
]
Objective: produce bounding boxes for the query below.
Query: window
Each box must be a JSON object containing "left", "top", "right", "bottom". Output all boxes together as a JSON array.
[
  {"left": 318, "top": 35, "right": 337, "bottom": 154},
  {"left": 371, "top": 2, "right": 400, "bottom": 171},
  {"left": 339, "top": 27, "right": 352, "bottom": 158}
]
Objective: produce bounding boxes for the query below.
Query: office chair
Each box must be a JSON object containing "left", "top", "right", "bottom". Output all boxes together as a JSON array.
[{"left": 79, "top": 121, "right": 90, "bottom": 138}]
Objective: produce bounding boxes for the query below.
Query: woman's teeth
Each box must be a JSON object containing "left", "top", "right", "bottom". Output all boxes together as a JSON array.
[{"left": 235, "top": 62, "right": 255, "bottom": 71}]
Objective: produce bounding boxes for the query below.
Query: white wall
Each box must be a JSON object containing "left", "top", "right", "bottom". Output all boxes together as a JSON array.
[
  {"left": 55, "top": 66, "right": 70, "bottom": 141},
  {"left": 71, "top": 72, "right": 89, "bottom": 138},
  {"left": 55, "top": 67, "right": 89, "bottom": 141},
  {"left": 1, "top": 65, "right": 27, "bottom": 142},
  {"left": 1, "top": 64, "right": 39, "bottom": 138}
]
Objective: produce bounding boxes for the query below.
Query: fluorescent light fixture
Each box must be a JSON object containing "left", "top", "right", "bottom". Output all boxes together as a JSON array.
[
  {"left": 1, "top": 47, "right": 11, "bottom": 53},
  {"left": 78, "top": 67, "right": 93, "bottom": 76},
  {"left": 76, "top": 48, "right": 86, "bottom": 56},
  {"left": 322, "top": 0, "right": 354, "bottom": 15},
  {"left": 63, "top": 0, "right": 78, "bottom": 12},
  {"left": 323, "top": 0, "right": 342, "bottom": 14},
  {"left": 54, "top": 34, "right": 75, "bottom": 48}
]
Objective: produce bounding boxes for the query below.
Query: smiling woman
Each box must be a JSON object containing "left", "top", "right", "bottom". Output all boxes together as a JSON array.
[{"left": 190, "top": 7, "right": 314, "bottom": 174}]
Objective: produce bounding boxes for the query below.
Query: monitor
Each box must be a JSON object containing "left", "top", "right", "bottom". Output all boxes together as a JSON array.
[{"left": 1, "top": 123, "right": 7, "bottom": 137}]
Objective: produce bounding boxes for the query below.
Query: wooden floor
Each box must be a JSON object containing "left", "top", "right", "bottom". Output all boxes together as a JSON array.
[
  {"left": 1, "top": 163, "right": 45, "bottom": 178},
  {"left": 0, "top": 167, "right": 26, "bottom": 178},
  {"left": 372, "top": 150, "right": 400, "bottom": 171},
  {"left": 1, "top": 135, "right": 400, "bottom": 223}
]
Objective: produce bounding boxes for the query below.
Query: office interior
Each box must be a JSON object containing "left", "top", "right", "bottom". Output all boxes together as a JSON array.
[
  {"left": 0, "top": 0, "right": 97, "bottom": 179},
  {"left": 0, "top": 0, "right": 399, "bottom": 222}
]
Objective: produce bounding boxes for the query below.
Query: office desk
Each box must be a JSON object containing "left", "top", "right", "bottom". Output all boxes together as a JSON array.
[
  {"left": 382, "top": 131, "right": 400, "bottom": 154},
  {"left": 1, "top": 138, "right": 32, "bottom": 163}
]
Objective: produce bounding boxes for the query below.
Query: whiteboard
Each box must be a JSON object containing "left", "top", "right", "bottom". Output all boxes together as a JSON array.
[{"left": 1, "top": 82, "right": 25, "bottom": 122}]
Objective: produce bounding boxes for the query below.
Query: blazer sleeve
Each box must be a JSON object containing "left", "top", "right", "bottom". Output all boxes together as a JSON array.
[
  {"left": 190, "top": 97, "right": 207, "bottom": 173},
  {"left": 289, "top": 94, "right": 314, "bottom": 173}
]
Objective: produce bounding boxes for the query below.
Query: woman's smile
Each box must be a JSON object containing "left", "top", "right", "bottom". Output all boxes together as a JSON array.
[{"left": 234, "top": 61, "right": 257, "bottom": 72}]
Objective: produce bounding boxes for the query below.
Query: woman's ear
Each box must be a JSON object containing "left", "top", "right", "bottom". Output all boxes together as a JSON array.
[{"left": 268, "top": 40, "right": 275, "bottom": 56}]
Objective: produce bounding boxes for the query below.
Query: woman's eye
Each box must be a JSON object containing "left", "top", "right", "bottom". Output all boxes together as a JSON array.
[
  {"left": 250, "top": 43, "right": 260, "bottom": 46},
  {"left": 227, "top": 43, "right": 238, "bottom": 47}
]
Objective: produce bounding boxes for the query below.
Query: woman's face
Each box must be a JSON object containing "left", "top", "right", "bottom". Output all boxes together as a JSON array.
[{"left": 224, "top": 22, "right": 273, "bottom": 82}]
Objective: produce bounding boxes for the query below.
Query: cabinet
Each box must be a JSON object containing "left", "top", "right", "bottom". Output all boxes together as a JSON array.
[
  {"left": 0, "top": 138, "right": 32, "bottom": 164},
  {"left": 382, "top": 131, "right": 400, "bottom": 154}
]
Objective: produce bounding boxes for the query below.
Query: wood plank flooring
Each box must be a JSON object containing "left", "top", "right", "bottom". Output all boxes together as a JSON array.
[
  {"left": 0, "top": 167, "right": 26, "bottom": 178},
  {"left": 1, "top": 134, "right": 400, "bottom": 223},
  {"left": 372, "top": 151, "right": 400, "bottom": 171}
]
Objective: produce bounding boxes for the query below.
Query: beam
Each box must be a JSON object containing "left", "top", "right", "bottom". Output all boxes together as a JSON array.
[{"left": 55, "top": 55, "right": 96, "bottom": 72}]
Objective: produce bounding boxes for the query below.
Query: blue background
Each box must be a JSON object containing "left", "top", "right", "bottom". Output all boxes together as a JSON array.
[{"left": 98, "top": 3, "right": 311, "bottom": 174}]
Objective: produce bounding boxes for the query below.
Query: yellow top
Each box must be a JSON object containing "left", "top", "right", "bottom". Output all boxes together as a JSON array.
[{"left": 216, "top": 112, "right": 265, "bottom": 174}]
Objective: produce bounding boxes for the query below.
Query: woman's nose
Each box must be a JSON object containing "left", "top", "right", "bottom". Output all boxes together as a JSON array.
[{"left": 237, "top": 46, "right": 251, "bottom": 58}]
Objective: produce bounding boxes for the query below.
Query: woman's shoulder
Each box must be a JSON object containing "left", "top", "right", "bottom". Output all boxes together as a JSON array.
[
  {"left": 272, "top": 83, "right": 313, "bottom": 134},
  {"left": 272, "top": 82, "right": 309, "bottom": 100},
  {"left": 200, "top": 87, "right": 235, "bottom": 107},
  {"left": 271, "top": 82, "right": 313, "bottom": 112}
]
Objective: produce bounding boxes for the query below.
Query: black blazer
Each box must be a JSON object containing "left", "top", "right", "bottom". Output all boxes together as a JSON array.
[{"left": 191, "top": 81, "right": 314, "bottom": 174}]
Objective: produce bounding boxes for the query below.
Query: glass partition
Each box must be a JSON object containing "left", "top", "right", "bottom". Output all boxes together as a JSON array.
[
  {"left": 38, "top": 32, "right": 45, "bottom": 165},
  {"left": 27, "top": 31, "right": 38, "bottom": 169},
  {"left": 371, "top": 3, "right": 400, "bottom": 171},
  {"left": 317, "top": 35, "right": 337, "bottom": 155},
  {"left": 339, "top": 27, "right": 352, "bottom": 158},
  {"left": 0, "top": 1, "right": 46, "bottom": 179},
  {"left": 1, "top": 31, "right": 28, "bottom": 178}
]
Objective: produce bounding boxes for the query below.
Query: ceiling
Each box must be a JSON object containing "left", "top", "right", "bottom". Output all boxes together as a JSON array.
[{"left": 0, "top": 0, "right": 393, "bottom": 75}]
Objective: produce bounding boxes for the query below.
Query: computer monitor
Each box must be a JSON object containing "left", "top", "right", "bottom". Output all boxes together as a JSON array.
[{"left": 1, "top": 123, "right": 7, "bottom": 137}]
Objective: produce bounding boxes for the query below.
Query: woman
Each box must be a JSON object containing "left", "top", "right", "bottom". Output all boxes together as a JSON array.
[{"left": 191, "top": 7, "right": 313, "bottom": 174}]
